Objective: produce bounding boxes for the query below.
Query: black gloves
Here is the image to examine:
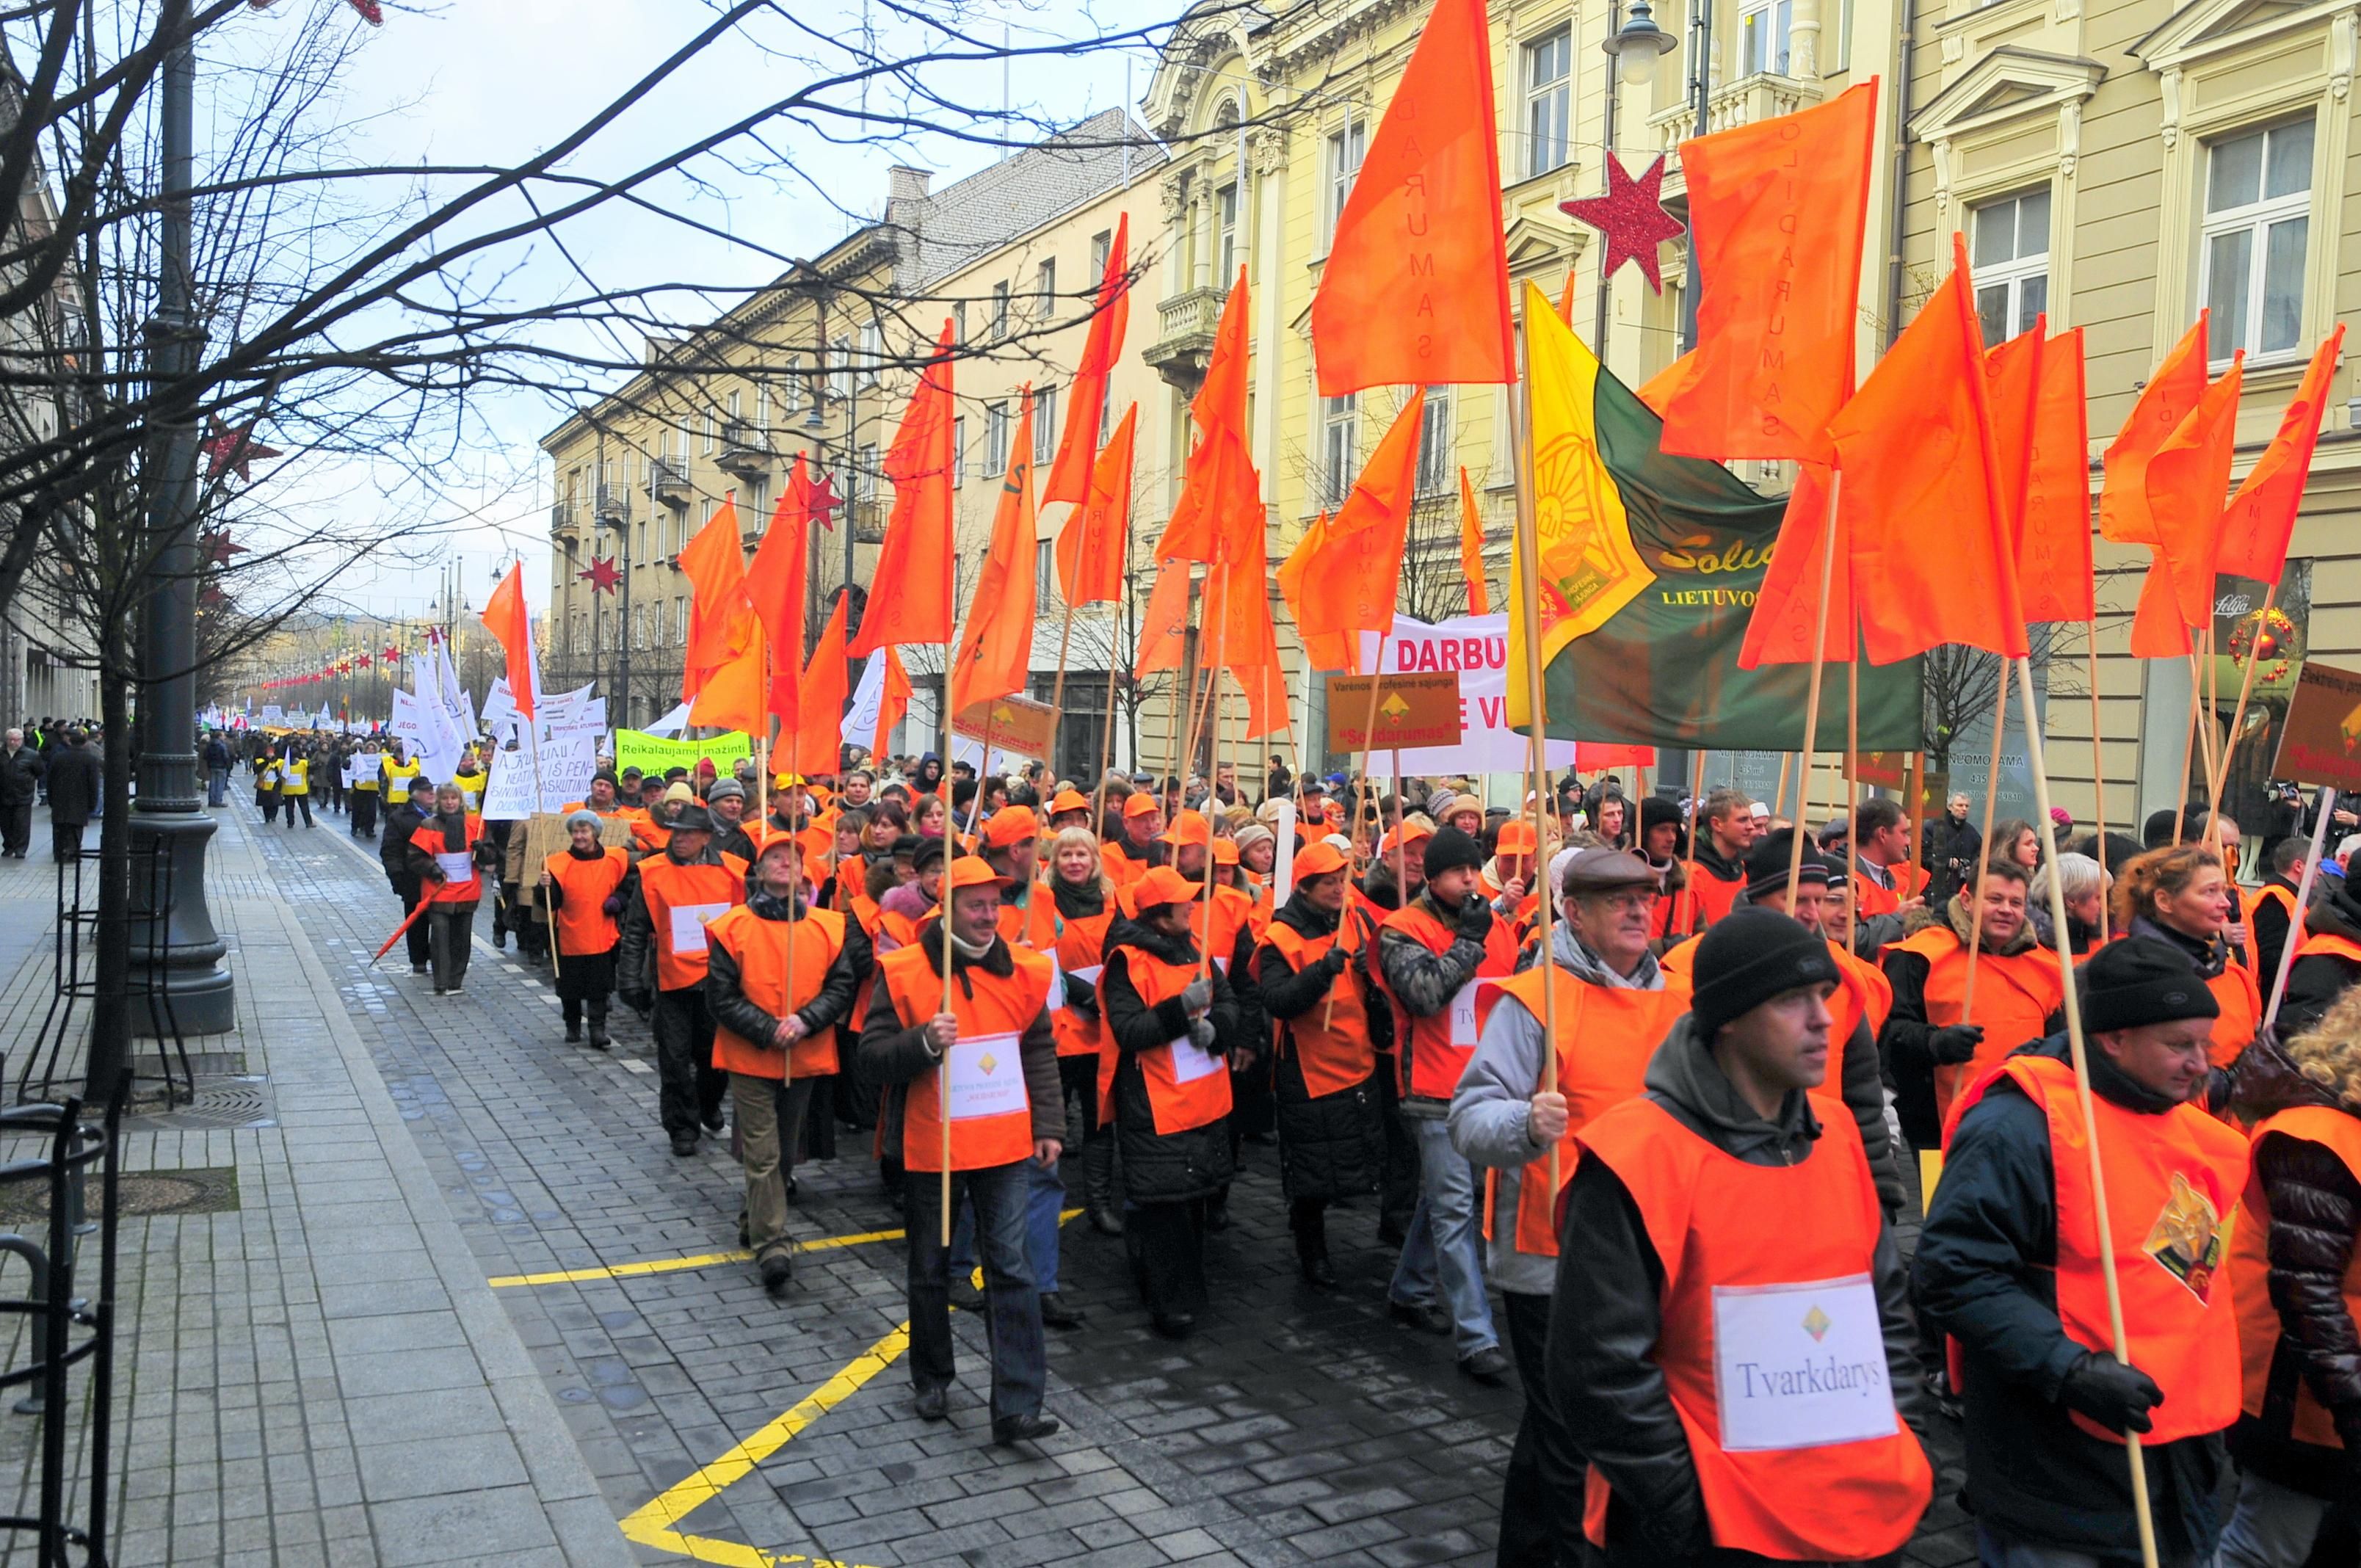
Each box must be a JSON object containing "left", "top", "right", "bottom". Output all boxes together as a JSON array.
[
  {"left": 1455, "top": 894, "right": 1494, "bottom": 942},
  {"left": 1929, "top": 1024, "right": 1985, "bottom": 1065},
  {"left": 2059, "top": 1351, "right": 2164, "bottom": 1434},
  {"left": 618, "top": 989, "right": 650, "bottom": 1015},
  {"left": 1319, "top": 945, "right": 1352, "bottom": 977}
]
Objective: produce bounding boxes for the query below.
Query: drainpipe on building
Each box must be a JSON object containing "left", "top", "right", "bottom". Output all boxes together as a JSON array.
[{"left": 1883, "top": 0, "right": 1918, "bottom": 354}]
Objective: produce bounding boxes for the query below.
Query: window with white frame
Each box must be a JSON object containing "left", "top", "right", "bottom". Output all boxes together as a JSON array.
[
  {"left": 1036, "top": 540, "right": 1056, "bottom": 613},
  {"left": 1216, "top": 184, "right": 1240, "bottom": 283},
  {"left": 1970, "top": 189, "right": 2050, "bottom": 345},
  {"left": 951, "top": 417, "right": 967, "bottom": 487},
  {"left": 952, "top": 300, "right": 968, "bottom": 344},
  {"left": 673, "top": 597, "right": 688, "bottom": 646},
  {"left": 859, "top": 323, "right": 882, "bottom": 386},
  {"left": 1416, "top": 388, "right": 1454, "bottom": 496},
  {"left": 1089, "top": 229, "right": 1111, "bottom": 280},
  {"left": 984, "top": 401, "right": 1010, "bottom": 476},
  {"left": 1523, "top": 27, "right": 1573, "bottom": 180},
  {"left": 1034, "top": 386, "right": 1058, "bottom": 465},
  {"left": 725, "top": 389, "right": 741, "bottom": 428},
  {"left": 856, "top": 443, "right": 878, "bottom": 499},
  {"left": 1035, "top": 258, "right": 1056, "bottom": 320},
  {"left": 702, "top": 410, "right": 717, "bottom": 452},
  {"left": 1738, "top": 0, "right": 1791, "bottom": 76},
  {"left": 1324, "top": 120, "right": 1367, "bottom": 250},
  {"left": 754, "top": 382, "right": 769, "bottom": 432},
  {"left": 990, "top": 283, "right": 1011, "bottom": 341},
  {"left": 1321, "top": 395, "right": 1359, "bottom": 509},
  {"left": 782, "top": 360, "right": 800, "bottom": 413},
  {"left": 832, "top": 335, "right": 852, "bottom": 403},
  {"left": 2202, "top": 118, "right": 2314, "bottom": 362}
]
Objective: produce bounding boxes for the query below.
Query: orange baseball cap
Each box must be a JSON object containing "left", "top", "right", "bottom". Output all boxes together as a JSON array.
[
  {"left": 1495, "top": 820, "right": 1539, "bottom": 854},
  {"left": 1049, "top": 788, "right": 1092, "bottom": 816},
  {"left": 1123, "top": 793, "right": 1163, "bottom": 820},
  {"left": 1160, "top": 810, "right": 1213, "bottom": 847},
  {"left": 981, "top": 805, "right": 1040, "bottom": 850},
  {"left": 1211, "top": 838, "right": 1240, "bottom": 866},
  {"left": 945, "top": 855, "right": 1013, "bottom": 893},
  {"left": 1131, "top": 866, "right": 1196, "bottom": 911},
  {"left": 1381, "top": 819, "right": 1435, "bottom": 854},
  {"left": 1291, "top": 841, "right": 1349, "bottom": 879}
]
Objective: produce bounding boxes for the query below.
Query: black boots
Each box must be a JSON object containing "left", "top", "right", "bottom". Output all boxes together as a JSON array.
[
  {"left": 585, "top": 1006, "right": 610, "bottom": 1050},
  {"left": 1293, "top": 1203, "right": 1337, "bottom": 1291},
  {"left": 1083, "top": 1133, "right": 1123, "bottom": 1235}
]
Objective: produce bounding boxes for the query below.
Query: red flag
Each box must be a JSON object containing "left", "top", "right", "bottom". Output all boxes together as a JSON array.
[
  {"left": 1982, "top": 324, "right": 2094, "bottom": 624},
  {"left": 1056, "top": 403, "right": 1134, "bottom": 606},
  {"left": 2217, "top": 325, "right": 2343, "bottom": 581},
  {"left": 1296, "top": 391, "right": 1424, "bottom": 645},
  {"left": 2145, "top": 354, "right": 2245, "bottom": 629},
  {"left": 1309, "top": 0, "right": 1514, "bottom": 394},
  {"left": 1158, "top": 271, "right": 1263, "bottom": 567},
  {"left": 679, "top": 495, "right": 753, "bottom": 700},
  {"left": 744, "top": 455, "right": 811, "bottom": 724},
  {"left": 849, "top": 323, "right": 956, "bottom": 656},
  {"left": 794, "top": 595, "right": 851, "bottom": 776},
  {"left": 948, "top": 395, "right": 1038, "bottom": 713},
  {"left": 1658, "top": 82, "right": 1879, "bottom": 460},
  {"left": 871, "top": 646, "right": 912, "bottom": 759},
  {"left": 479, "top": 563, "right": 537, "bottom": 720},
  {"left": 1458, "top": 467, "right": 1490, "bottom": 617},
  {"left": 1835, "top": 234, "right": 2025, "bottom": 663},
  {"left": 2098, "top": 314, "right": 2208, "bottom": 547},
  {"left": 1136, "top": 558, "right": 1192, "bottom": 675},
  {"left": 1042, "top": 214, "right": 1130, "bottom": 506}
]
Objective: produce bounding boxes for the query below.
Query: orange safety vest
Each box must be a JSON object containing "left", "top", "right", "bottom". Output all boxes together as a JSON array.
[
  {"left": 705, "top": 904, "right": 848, "bottom": 1078},
  {"left": 1474, "top": 966, "right": 1692, "bottom": 1259},
  {"left": 1263, "top": 916, "right": 1375, "bottom": 1097},
  {"left": 637, "top": 854, "right": 748, "bottom": 991},
  {"left": 996, "top": 883, "right": 1059, "bottom": 956},
  {"left": 1689, "top": 860, "right": 1746, "bottom": 929},
  {"left": 1577, "top": 1096, "right": 1933, "bottom": 1559},
  {"left": 1096, "top": 943, "right": 1233, "bottom": 1136},
  {"left": 1947, "top": 1053, "right": 2250, "bottom": 1445},
  {"left": 879, "top": 940, "right": 1052, "bottom": 1172},
  {"left": 1371, "top": 899, "right": 1519, "bottom": 1101},
  {"left": 543, "top": 845, "right": 629, "bottom": 957},
  {"left": 1662, "top": 933, "right": 1865, "bottom": 1093},
  {"left": 2204, "top": 962, "right": 2261, "bottom": 1071},
  {"left": 2231, "top": 1105, "right": 2361, "bottom": 1450},
  {"left": 409, "top": 816, "right": 485, "bottom": 904},
  {"left": 1889, "top": 926, "right": 2063, "bottom": 1129},
  {"left": 2238, "top": 884, "right": 2299, "bottom": 979},
  {"left": 1051, "top": 899, "right": 1116, "bottom": 1060},
  {"left": 630, "top": 814, "right": 673, "bottom": 857},
  {"left": 1100, "top": 838, "right": 1153, "bottom": 889}
]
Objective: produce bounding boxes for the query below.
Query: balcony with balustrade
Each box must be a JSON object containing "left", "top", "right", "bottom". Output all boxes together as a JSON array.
[
  {"left": 1141, "top": 286, "right": 1227, "bottom": 391},
  {"left": 646, "top": 460, "right": 690, "bottom": 509},
  {"left": 717, "top": 422, "right": 773, "bottom": 477}
]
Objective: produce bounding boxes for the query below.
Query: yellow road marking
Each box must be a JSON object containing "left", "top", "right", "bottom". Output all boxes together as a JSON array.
[{"left": 487, "top": 1226, "right": 906, "bottom": 1288}]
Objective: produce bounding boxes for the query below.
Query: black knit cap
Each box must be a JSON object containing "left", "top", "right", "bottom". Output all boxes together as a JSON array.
[
  {"left": 1424, "top": 824, "right": 1487, "bottom": 880},
  {"left": 2081, "top": 935, "right": 2221, "bottom": 1035},
  {"left": 1691, "top": 907, "right": 1842, "bottom": 1039},
  {"left": 1639, "top": 794, "right": 1685, "bottom": 846},
  {"left": 1743, "top": 828, "right": 1832, "bottom": 901}
]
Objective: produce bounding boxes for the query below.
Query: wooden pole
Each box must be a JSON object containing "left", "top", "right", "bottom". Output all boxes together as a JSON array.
[
  {"left": 1197, "top": 623, "right": 1230, "bottom": 984},
  {"left": 2172, "top": 663, "right": 2199, "bottom": 849},
  {"left": 1350, "top": 634, "right": 1393, "bottom": 869},
  {"left": 1844, "top": 660, "right": 1860, "bottom": 937},
  {"left": 1906, "top": 750, "right": 1926, "bottom": 897},
  {"left": 2263, "top": 785, "right": 2338, "bottom": 1031},
  {"left": 1047, "top": 600, "right": 1076, "bottom": 784},
  {"left": 1511, "top": 336, "right": 1564, "bottom": 1207},
  {"left": 1681, "top": 749, "right": 1707, "bottom": 939},
  {"left": 2010, "top": 652, "right": 2164, "bottom": 1568},
  {"left": 1959, "top": 667, "right": 2010, "bottom": 1022},
  {"left": 1774, "top": 752, "right": 1794, "bottom": 822},
  {"left": 2086, "top": 620, "right": 2110, "bottom": 943},
  {"left": 2208, "top": 591, "right": 2277, "bottom": 856},
  {"left": 938, "top": 594, "right": 957, "bottom": 1245},
  {"left": 1786, "top": 473, "right": 1843, "bottom": 899},
  {"left": 1092, "top": 656, "right": 1120, "bottom": 835}
]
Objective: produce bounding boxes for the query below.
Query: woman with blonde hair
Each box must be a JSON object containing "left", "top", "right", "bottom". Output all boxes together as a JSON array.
[
  {"left": 2114, "top": 843, "right": 2262, "bottom": 1070},
  {"left": 1047, "top": 826, "right": 1124, "bottom": 1234}
]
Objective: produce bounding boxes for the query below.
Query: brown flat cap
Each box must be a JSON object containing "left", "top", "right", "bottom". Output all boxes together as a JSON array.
[{"left": 1559, "top": 848, "right": 1659, "bottom": 896}]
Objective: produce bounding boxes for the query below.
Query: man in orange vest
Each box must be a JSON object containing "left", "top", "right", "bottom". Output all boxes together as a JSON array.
[
  {"left": 857, "top": 855, "right": 1064, "bottom": 1444},
  {"left": 1374, "top": 824, "right": 1519, "bottom": 1384},
  {"left": 1686, "top": 787, "right": 1755, "bottom": 931},
  {"left": 1850, "top": 796, "right": 1926, "bottom": 921},
  {"left": 1551, "top": 907, "right": 1934, "bottom": 1563},
  {"left": 2244, "top": 835, "right": 2307, "bottom": 990},
  {"left": 1100, "top": 792, "right": 1164, "bottom": 888},
  {"left": 706, "top": 836, "right": 870, "bottom": 1296},
  {"left": 1918, "top": 937, "right": 2249, "bottom": 1567},
  {"left": 539, "top": 808, "right": 631, "bottom": 1047},
  {"left": 1453, "top": 849, "right": 1691, "bottom": 1568},
  {"left": 618, "top": 802, "right": 747, "bottom": 1156}
]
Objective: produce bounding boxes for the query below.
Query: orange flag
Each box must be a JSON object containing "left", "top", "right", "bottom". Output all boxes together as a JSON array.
[
  {"left": 679, "top": 494, "right": 752, "bottom": 701},
  {"left": 1136, "top": 558, "right": 1192, "bottom": 675},
  {"left": 1984, "top": 324, "right": 2094, "bottom": 624},
  {"left": 1297, "top": 390, "right": 1424, "bottom": 645},
  {"left": 1658, "top": 81, "right": 1879, "bottom": 460},
  {"left": 1057, "top": 403, "right": 1134, "bottom": 606},
  {"left": 2218, "top": 324, "right": 2343, "bottom": 581},
  {"left": 794, "top": 595, "right": 851, "bottom": 776},
  {"left": 1737, "top": 456, "right": 1856, "bottom": 668},
  {"left": 948, "top": 395, "right": 1038, "bottom": 713},
  {"left": 1159, "top": 270, "right": 1263, "bottom": 567},
  {"left": 1220, "top": 529, "right": 1290, "bottom": 740},
  {"left": 871, "top": 645, "right": 913, "bottom": 759},
  {"left": 1835, "top": 234, "right": 2025, "bottom": 663},
  {"left": 849, "top": 322, "right": 956, "bottom": 656},
  {"left": 1457, "top": 466, "right": 1490, "bottom": 617},
  {"left": 1042, "top": 214, "right": 1130, "bottom": 506},
  {"left": 1310, "top": 0, "right": 1514, "bottom": 394},
  {"left": 2145, "top": 353, "right": 2245, "bottom": 630},
  {"left": 1636, "top": 352, "right": 1700, "bottom": 418},
  {"left": 479, "top": 563, "right": 537, "bottom": 720},
  {"left": 2128, "top": 551, "right": 2192, "bottom": 658},
  {"left": 1277, "top": 512, "right": 1355, "bottom": 672},
  {"left": 689, "top": 623, "right": 768, "bottom": 735},
  {"left": 744, "top": 456, "right": 811, "bottom": 724},
  {"left": 2098, "top": 314, "right": 2208, "bottom": 548}
]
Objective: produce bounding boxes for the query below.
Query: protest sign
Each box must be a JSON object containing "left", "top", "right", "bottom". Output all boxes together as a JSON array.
[
  {"left": 614, "top": 727, "right": 752, "bottom": 777},
  {"left": 1349, "top": 616, "right": 1578, "bottom": 779}
]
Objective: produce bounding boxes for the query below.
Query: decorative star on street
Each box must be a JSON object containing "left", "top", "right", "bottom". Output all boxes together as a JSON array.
[
  {"left": 578, "top": 554, "right": 623, "bottom": 595},
  {"left": 808, "top": 471, "right": 844, "bottom": 533},
  {"left": 201, "top": 418, "right": 283, "bottom": 482},
  {"left": 1559, "top": 154, "right": 1686, "bottom": 295}
]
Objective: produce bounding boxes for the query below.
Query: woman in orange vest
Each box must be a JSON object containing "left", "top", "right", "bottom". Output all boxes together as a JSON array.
[
  {"left": 617, "top": 803, "right": 747, "bottom": 1156},
  {"left": 1918, "top": 937, "right": 2248, "bottom": 1567},
  {"left": 1045, "top": 828, "right": 1123, "bottom": 1236},
  {"left": 1255, "top": 841, "right": 1385, "bottom": 1290},
  {"left": 706, "top": 836, "right": 870, "bottom": 1298},
  {"left": 2114, "top": 843, "right": 2263, "bottom": 1072},
  {"left": 539, "top": 809, "right": 631, "bottom": 1047},
  {"left": 2222, "top": 988, "right": 2361, "bottom": 1565},
  {"left": 1099, "top": 865, "right": 1241, "bottom": 1339},
  {"left": 855, "top": 855, "right": 1064, "bottom": 1445},
  {"left": 404, "top": 781, "right": 496, "bottom": 995},
  {"left": 1553, "top": 908, "right": 1933, "bottom": 1563}
]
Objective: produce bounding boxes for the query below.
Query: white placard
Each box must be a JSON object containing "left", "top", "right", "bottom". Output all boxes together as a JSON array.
[
  {"left": 1711, "top": 1275, "right": 1896, "bottom": 1453},
  {"left": 1448, "top": 980, "right": 1481, "bottom": 1046},
  {"left": 1168, "top": 1033, "right": 1225, "bottom": 1084},
  {"left": 479, "top": 745, "right": 537, "bottom": 821},
  {"left": 1270, "top": 799, "right": 1298, "bottom": 906},
  {"left": 258, "top": 704, "right": 285, "bottom": 726},
  {"left": 1353, "top": 614, "right": 1582, "bottom": 779},
  {"left": 432, "top": 851, "right": 474, "bottom": 885},
  {"left": 667, "top": 901, "right": 730, "bottom": 954},
  {"left": 537, "top": 733, "right": 598, "bottom": 812},
  {"left": 946, "top": 1031, "right": 1028, "bottom": 1120}
]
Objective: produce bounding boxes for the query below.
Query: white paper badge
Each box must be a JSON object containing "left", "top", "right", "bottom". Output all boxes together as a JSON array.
[
  {"left": 1168, "top": 1032, "right": 1225, "bottom": 1084},
  {"left": 946, "top": 1032, "right": 1028, "bottom": 1121},
  {"left": 432, "top": 852, "right": 474, "bottom": 885},
  {"left": 667, "top": 902, "right": 731, "bottom": 955},
  {"left": 1711, "top": 1274, "right": 1896, "bottom": 1452},
  {"left": 1448, "top": 980, "right": 1481, "bottom": 1045}
]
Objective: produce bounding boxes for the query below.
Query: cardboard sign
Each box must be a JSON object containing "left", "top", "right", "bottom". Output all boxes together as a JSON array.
[
  {"left": 2271, "top": 659, "right": 2361, "bottom": 790},
  {"left": 1846, "top": 752, "right": 1908, "bottom": 788},
  {"left": 951, "top": 695, "right": 1056, "bottom": 761},
  {"left": 1324, "top": 670, "right": 1465, "bottom": 752}
]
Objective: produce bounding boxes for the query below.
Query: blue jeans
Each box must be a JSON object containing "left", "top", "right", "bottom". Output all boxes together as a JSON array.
[
  {"left": 904, "top": 1160, "right": 1045, "bottom": 1425},
  {"left": 950, "top": 1150, "right": 1067, "bottom": 1293},
  {"left": 206, "top": 768, "right": 228, "bottom": 807},
  {"left": 2214, "top": 1472, "right": 2330, "bottom": 1568},
  {"left": 1389, "top": 1114, "right": 1498, "bottom": 1357},
  {"left": 1976, "top": 1522, "right": 2202, "bottom": 1568}
]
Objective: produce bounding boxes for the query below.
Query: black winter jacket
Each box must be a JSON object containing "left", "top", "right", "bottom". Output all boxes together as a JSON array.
[
  {"left": 704, "top": 888, "right": 873, "bottom": 1064},
  {"left": 1547, "top": 1016, "right": 1929, "bottom": 1567},
  {"left": 1915, "top": 1035, "right": 2225, "bottom": 1562},
  {"left": 43, "top": 743, "right": 98, "bottom": 827},
  {"left": 2276, "top": 884, "right": 2361, "bottom": 1037},
  {"left": 0, "top": 744, "right": 39, "bottom": 807},
  {"left": 1257, "top": 893, "right": 1382, "bottom": 1203},
  {"left": 380, "top": 801, "right": 427, "bottom": 882},
  {"left": 616, "top": 843, "right": 735, "bottom": 999},
  {"left": 1101, "top": 915, "right": 1238, "bottom": 1203}
]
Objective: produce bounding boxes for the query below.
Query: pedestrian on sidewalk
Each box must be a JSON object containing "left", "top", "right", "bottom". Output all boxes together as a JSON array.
[
  {"left": 256, "top": 746, "right": 281, "bottom": 824},
  {"left": 540, "top": 809, "right": 629, "bottom": 1046},
  {"left": 706, "top": 835, "right": 868, "bottom": 1296},
  {"left": 280, "top": 745, "right": 313, "bottom": 829},
  {"left": 618, "top": 803, "right": 745, "bottom": 1155},
  {"left": 0, "top": 727, "right": 39, "bottom": 859},
  {"left": 406, "top": 781, "right": 494, "bottom": 994},
  {"left": 44, "top": 727, "right": 98, "bottom": 863},
  {"left": 202, "top": 731, "right": 231, "bottom": 808},
  {"left": 381, "top": 777, "right": 434, "bottom": 974}
]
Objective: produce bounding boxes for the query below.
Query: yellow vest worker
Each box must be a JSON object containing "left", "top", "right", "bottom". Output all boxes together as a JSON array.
[
  {"left": 280, "top": 758, "right": 309, "bottom": 795},
  {"left": 380, "top": 753, "right": 420, "bottom": 799}
]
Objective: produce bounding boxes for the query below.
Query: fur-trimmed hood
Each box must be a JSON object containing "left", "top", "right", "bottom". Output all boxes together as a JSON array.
[{"left": 1899, "top": 888, "right": 2042, "bottom": 957}]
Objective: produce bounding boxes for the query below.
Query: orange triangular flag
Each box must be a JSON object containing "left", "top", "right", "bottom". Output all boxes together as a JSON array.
[
  {"left": 849, "top": 322, "right": 956, "bottom": 656},
  {"left": 1557, "top": 268, "right": 1578, "bottom": 325},
  {"left": 948, "top": 395, "right": 1039, "bottom": 713},
  {"left": 1457, "top": 466, "right": 1490, "bottom": 617},
  {"left": 1158, "top": 270, "right": 1263, "bottom": 566},
  {"left": 679, "top": 495, "right": 753, "bottom": 701},
  {"left": 2099, "top": 314, "right": 2208, "bottom": 548},
  {"left": 745, "top": 456, "right": 811, "bottom": 724},
  {"left": 1636, "top": 352, "right": 1700, "bottom": 418},
  {"left": 1982, "top": 324, "right": 2095, "bottom": 625},
  {"left": 1737, "top": 454, "right": 1856, "bottom": 668},
  {"left": 1297, "top": 390, "right": 1424, "bottom": 643},
  {"left": 689, "top": 621, "right": 767, "bottom": 735},
  {"left": 479, "top": 563, "right": 537, "bottom": 720},
  {"left": 2218, "top": 324, "right": 2343, "bottom": 581},
  {"left": 2145, "top": 353, "right": 2244, "bottom": 628},
  {"left": 871, "top": 645, "right": 912, "bottom": 760},
  {"left": 1057, "top": 403, "right": 1134, "bottom": 606},
  {"left": 794, "top": 595, "right": 850, "bottom": 776},
  {"left": 2128, "top": 551, "right": 2192, "bottom": 658},
  {"left": 1136, "top": 558, "right": 1192, "bottom": 675},
  {"left": 1042, "top": 214, "right": 1130, "bottom": 506},
  {"left": 1278, "top": 512, "right": 1356, "bottom": 672},
  {"left": 1309, "top": 0, "right": 1514, "bottom": 394},
  {"left": 1659, "top": 81, "right": 1878, "bottom": 460},
  {"left": 1835, "top": 234, "right": 2025, "bottom": 663},
  {"left": 1217, "top": 527, "right": 1289, "bottom": 740}
]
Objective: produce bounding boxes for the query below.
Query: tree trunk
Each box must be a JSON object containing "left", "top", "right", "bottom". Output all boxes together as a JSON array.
[{"left": 86, "top": 665, "right": 134, "bottom": 1104}]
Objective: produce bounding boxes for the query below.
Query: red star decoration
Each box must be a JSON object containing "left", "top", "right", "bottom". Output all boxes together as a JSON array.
[
  {"left": 808, "top": 472, "right": 843, "bottom": 534},
  {"left": 247, "top": 0, "right": 382, "bottom": 23},
  {"left": 577, "top": 555, "right": 623, "bottom": 595},
  {"left": 201, "top": 418, "right": 283, "bottom": 481},
  {"left": 199, "top": 528, "right": 247, "bottom": 567},
  {"left": 1559, "top": 154, "right": 1686, "bottom": 295},
  {"left": 357, "top": 654, "right": 373, "bottom": 669},
  {"left": 382, "top": 644, "right": 399, "bottom": 661}
]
